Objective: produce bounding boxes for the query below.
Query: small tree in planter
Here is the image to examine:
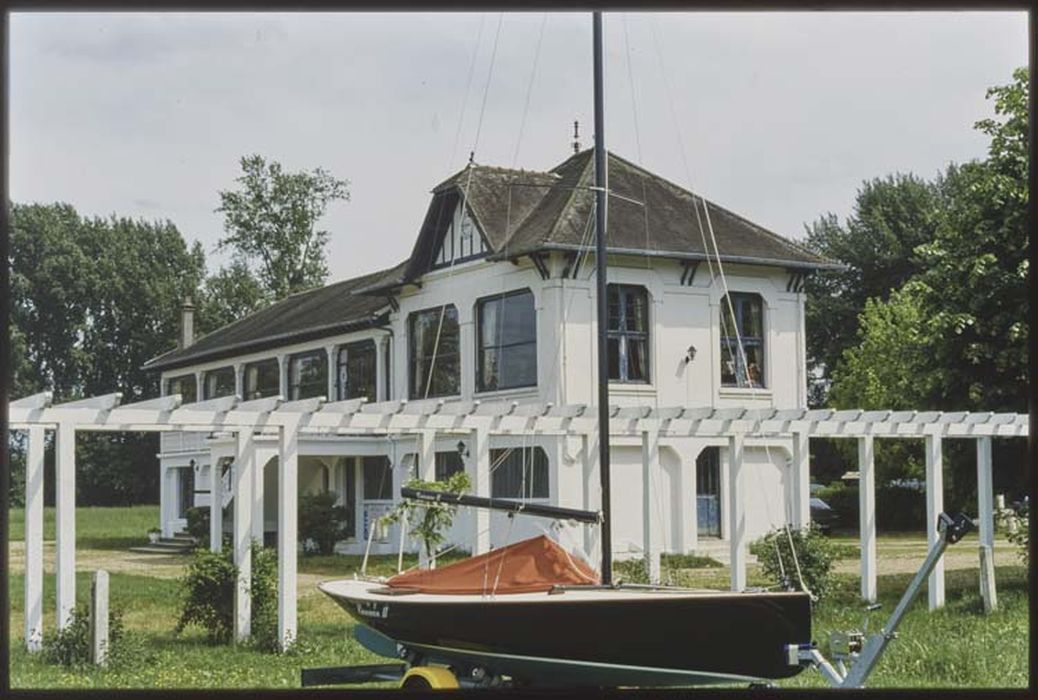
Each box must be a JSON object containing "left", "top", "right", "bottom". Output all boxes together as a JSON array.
[
  {"left": 298, "top": 491, "right": 352, "bottom": 555},
  {"left": 147, "top": 527, "right": 162, "bottom": 544},
  {"left": 382, "top": 471, "right": 471, "bottom": 568}
]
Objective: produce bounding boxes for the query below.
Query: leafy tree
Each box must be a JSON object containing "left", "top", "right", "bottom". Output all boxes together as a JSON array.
[
  {"left": 196, "top": 258, "right": 269, "bottom": 337},
  {"left": 383, "top": 471, "right": 471, "bottom": 565},
  {"left": 216, "top": 155, "right": 349, "bottom": 299},
  {"left": 298, "top": 490, "right": 353, "bottom": 555}
]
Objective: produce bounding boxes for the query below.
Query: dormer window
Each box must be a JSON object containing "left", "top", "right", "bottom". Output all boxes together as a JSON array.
[{"left": 431, "top": 204, "right": 488, "bottom": 269}]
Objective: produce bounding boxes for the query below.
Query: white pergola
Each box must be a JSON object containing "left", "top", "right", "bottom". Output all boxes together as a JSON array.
[{"left": 9, "top": 391, "right": 1028, "bottom": 652}]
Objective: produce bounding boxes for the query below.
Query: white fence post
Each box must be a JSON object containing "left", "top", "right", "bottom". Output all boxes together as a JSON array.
[
  {"left": 728, "top": 433, "right": 746, "bottom": 592},
  {"left": 210, "top": 457, "right": 224, "bottom": 552},
  {"left": 471, "top": 427, "right": 491, "bottom": 555},
  {"left": 233, "top": 429, "right": 254, "bottom": 642},
  {"left": 791, "top": 431, "right": 811, "bottom": 529},
  {"left": 55, "top": 421, "right": 77, "bottom": 631},
  {"left": 976, "top": 436, "right": 997, "bottom": 613},
  {"left": 277, "top": 421, "right": 299, "bottom": 650},
  {"left": 858, "top": 435, "right": 877, "bottom": 603},
  {"left": 25, "top": 426, "right": 46, "bottom": 651},
  {"left": 90, "top": 570, "right": 110, "bottom": 667},
  {"left": 642, "top": 426, "right": 661, "bottom": 584},
  {"left": 925, "top": 432, "right": 945, "bottom": 610}
]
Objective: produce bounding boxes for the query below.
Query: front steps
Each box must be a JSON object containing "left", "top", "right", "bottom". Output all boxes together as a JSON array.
[{"left": 128, "top": 531, "right": 196, "bottom": 555}]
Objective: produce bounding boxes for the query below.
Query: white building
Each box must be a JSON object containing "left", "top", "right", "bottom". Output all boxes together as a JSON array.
[{"left": 144, "top": 149, "right": 839, "bottom": 559}]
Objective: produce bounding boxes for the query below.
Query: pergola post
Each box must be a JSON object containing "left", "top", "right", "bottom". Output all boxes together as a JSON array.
[
  {"left": 976, "top": 436, "right": 997, "bottom": 613},
  {"left": 683, "top": 446, "right": 699, "bottom": 554},
  {"left": 858, "top": 435, "right": 877, "bottom": 602},
  {"left": 233, "top": 429, "right": 254, "bottom": 642},
  {"left": 791, "top": 431, "right": 810, "bottom": 528},
  {"left": 25, "top": 426, "right": 46, "bottom": 651},
  {"left": 55, "top": 421, "right": 77, "bottom": 631},
  {"left": 210, "top": 456, "right": 224, "bottom": 552},
  {"left": 470, "top": 427, "right": 490, "bottom": 555},
  {"left": 416, "top": 430, "right": 436, "bottom": 568},
  {"left": 925, "top": 432, "right": 945, "bottom": 610},
  {"left": 277, "top": 421, "right": 299, "bottom": 649},
  {"left": 728, "top": 433, "right": 746, "bottom": 592},
  {"left": 581, "top": 433, "right": 595, "bottom": 557},
  {"left": 641, "top": 426, "right": 661, "bottom": 584},
  {"left": 251, "top": 440, "right": 265, "bottom": 543}
]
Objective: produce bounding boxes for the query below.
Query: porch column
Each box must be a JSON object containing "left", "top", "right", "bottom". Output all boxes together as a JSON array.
[
  {"left": 194, "top": 371, "right": 203, "bottom": 401},
  {"left": 55, "top": 421, "right": 76, "bottom": 631},
  {"left": 858, "top": 435, "right": 877, "bottom": 602},
  {"left": 375, "top": 335, "right": 388, "bottom": 402},
  {"left": 159, "top": 464, "right": 171, "bottom": 538},
  {"left": 925, "top": 432, "right": 945, "bottom": 610},
  {"left": 233, "top": 429, "right": 254, "bottom": 641},
  {"left": 234, "top": 363, "right": 244, "bottom": 399},
  {"left": 976, "top": 436, "right": 997, "bottom": 612},
  {"left": 470, "top": 427, "right": 491, "bottom": 555},
  {"left": 791, "top": 431, "right": 810, "bottom": 529},
  {"left": 417, "top": 430, "right": 436, "bottom": 482},
  {"left": 279, "top": 355, "right": 290, "bottom": 400},
  {"left": 209, "top": 458, "right": 223, "bottom": 552},
  {"left": 684, "top": 446, "right": 699, "bottom": 554},
  {"left": 642, "top": 426, "right": 661, "bottom": 584},
  {"left": 728, "top": 433, "right": 746, "bottom": 592},
  {"left": 25, "top": 426, "right": 45, "bottom": 651},
  {"left": 278, "top": 420, "right": 300, "bottom": 649},
  {"left": 325, "top": 345, "right": 337, "bottom": 401}
]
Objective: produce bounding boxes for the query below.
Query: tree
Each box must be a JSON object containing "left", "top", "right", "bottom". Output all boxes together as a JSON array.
[
  {"left": 195, "top": 258, "right": 269, "bottom": 337},
  {"left": 216, "top": 155, "right": 349, "bottom": 299}
]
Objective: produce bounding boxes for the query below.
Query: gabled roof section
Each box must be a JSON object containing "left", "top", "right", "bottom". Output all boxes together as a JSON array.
[{"left": 143, "top": 261, "right": 407, "bottom": 373}]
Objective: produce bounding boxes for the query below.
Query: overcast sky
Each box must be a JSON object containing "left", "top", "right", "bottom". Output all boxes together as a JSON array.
[{"left": 10, "top": 11, "right": 1028, "bottom": 283}]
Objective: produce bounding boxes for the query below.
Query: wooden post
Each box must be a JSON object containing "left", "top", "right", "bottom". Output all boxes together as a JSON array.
[
  {"left": 233, "top": 429, "right": 254, "bottom": 642},
  {"left": 25, "top": 426, "right": 45, "bottom": 651},
  {"left": 925, "top": 432, "right": 945, "bottom": 610},
  {"left": 728, "top": 433, "right": 746, "bottom": 592},
  {"left": 858, "top": 435, "right": 877, "bottom": 602},
  {"left": 642, "top": 427, "right": 661, "bottom": 584},
  {"left": 209, "top": 457, "right": 223, "bottom": 552},
  {"left": 683, "top": 446, "right": 699, "bottom": 555},
  {"left": 277, "top": 421, "right": 299, "bottom": 650},
  {"left": 251, "top": 442, "right": 265, "bottom": 544},
  {"left": 55, "top": 421, "right": 76, "bottom": 631},
  {"left": 90, "top": 570, "right": 109, "bottom": 666},
  {"left": 471, "top": 427, "right": 490, "bottom": 555},
  {"left": 791, "top": 431, "right": 810, "bottom": 529},
  {"left": 976, "top": 436, "right": 997, "bottom": 613}
]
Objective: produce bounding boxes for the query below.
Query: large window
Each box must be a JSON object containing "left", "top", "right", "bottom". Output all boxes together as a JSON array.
[
  {"left": 203, "top": 366, "right": 236, "bottom": 399},
  {"left": 362, "top": 456, "right": 393, "bottom": 501},
  {"left": 337, "top": 340, "right": 377, "bottom": 401},
  {"left": 606, "top": 284, "right": 650, "bottom": 383},
  {"left": 409, "top": 305, "right": 460, "bottom": 399},
  {"left": 720, "top": 292, "right": 766, "bottom": 388},
  {"left": 289, "top": 350, "right": 328, "bottom": 400},
  {"left": 490, "top": 447, "right": 549, "bottom": 499},
  {"left": 476, "top": 289, "right": 537, "bottom": 392},
  {"left": 166, "top": 374, "right": 197, "bottom": 403},
  {"left": 244, "top": 358, "right": 279, "bottom": 400}
]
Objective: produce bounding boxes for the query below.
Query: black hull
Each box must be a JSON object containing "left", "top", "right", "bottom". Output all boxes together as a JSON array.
[{"left": 324, "top": 585, "right": 811, "bottom": 684}]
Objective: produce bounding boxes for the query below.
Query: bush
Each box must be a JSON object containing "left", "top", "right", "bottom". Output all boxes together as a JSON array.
[
  {"left": 174, "top": 542, "right": 279, "bottom": 649},
  {"left": 750, "top": 524, "right": 836, "bottom": 603},
  {"left": 383, "top": 471, "right": 471, "bottom": 561},
  {"left": 43, "top": 604, "right": 148, "bottom": 669},
  {"left": 1006, "top": 504, "right": 1029, "bottom": 564},
  {"left": 185, "top": 506, "right": 210, "bottom": 545},
  {"left": 298, "top": 491, "right": 352, "bottom": 555}
]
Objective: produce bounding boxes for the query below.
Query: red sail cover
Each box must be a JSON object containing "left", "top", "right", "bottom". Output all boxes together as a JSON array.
[{"left": 386, "top": 535, "right": 600, "bottom": 594}]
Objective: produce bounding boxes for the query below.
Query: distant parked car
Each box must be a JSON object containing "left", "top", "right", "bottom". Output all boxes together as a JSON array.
[{"left": 810, "top": 497, "right": 839, "bottom": 534}]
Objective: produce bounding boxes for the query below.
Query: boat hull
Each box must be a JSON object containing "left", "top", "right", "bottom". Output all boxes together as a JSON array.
[{"left": 320, "top": 580, "right": 811, "bottom": 686}]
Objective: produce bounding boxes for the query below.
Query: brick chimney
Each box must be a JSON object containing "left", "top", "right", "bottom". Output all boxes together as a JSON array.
[{"left": 179, "top": 296, "right": 195, "bottom": 349}]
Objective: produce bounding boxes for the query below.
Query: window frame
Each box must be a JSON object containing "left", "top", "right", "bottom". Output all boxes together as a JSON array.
[
  {"left": 719, "top": 292, "right": 766, "bottom": 389},
  {"left": 202, "top": 366, "right": 236, "bottom": 400},
  {"left": 606, "top": 284, "right": 651, "bottom": 384},
  {"left": 475, "top": 288, "right": 538, "bottom": 393},
  {"left": 243, "top": 358, "right": 280, "bottom": 400},
  {"left": 336, "top": 339, "right": 378, "bottom": 401},
  {"left": 288, "top": 349, "right": 328, "bottom": 401},
  {"left": 166, "top": 373, "right": 197, "bottom": 403},
  {"left": 408, "top": 304, "right": 461, "bottom": 400},
  {"left": 490, "top": 447, "right": 550, "bottom": 499}
]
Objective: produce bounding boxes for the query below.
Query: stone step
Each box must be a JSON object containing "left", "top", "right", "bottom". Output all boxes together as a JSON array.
[{"left": 128, "top": 544, "right": 192, "bottom": 555}]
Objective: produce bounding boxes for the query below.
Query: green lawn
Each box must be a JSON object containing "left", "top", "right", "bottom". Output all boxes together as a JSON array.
[
  {"left": 6, "top": 506, "right": 1029, "bottom": 689},
  {"left": 8, "top": 505, "right": 160, "bottom": 550}
]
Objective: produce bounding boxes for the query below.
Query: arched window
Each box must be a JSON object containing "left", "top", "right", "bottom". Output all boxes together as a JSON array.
[{"left": 720, "top": 293, "right": 765, "bottom": 388}]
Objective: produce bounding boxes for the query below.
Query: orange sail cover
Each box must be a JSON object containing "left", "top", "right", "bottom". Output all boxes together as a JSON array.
[{"left": 387, "top": 535, "right": 600, "bottom": 594}]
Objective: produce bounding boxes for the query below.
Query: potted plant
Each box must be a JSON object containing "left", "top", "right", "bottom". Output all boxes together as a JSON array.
[{"left": 147, "top": 527, "right": 162, "bottom": 544}]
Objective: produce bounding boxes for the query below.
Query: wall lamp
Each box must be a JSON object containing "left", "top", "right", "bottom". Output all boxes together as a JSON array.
[{"left": 683, "top": 345, "right": 697, "bottom": 364}]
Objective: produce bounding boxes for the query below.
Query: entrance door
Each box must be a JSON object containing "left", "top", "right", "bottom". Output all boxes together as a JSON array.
[
  {"left": 177, "top": 466, "right": 195, "bottom": 519},
  {"left": 696, "top": 447, "right": 721, "bottom": 538}
]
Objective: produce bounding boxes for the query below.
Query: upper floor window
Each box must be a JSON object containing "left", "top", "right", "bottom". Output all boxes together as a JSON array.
[
  {"left": 166, "top": 373, "right": 197, "bottom": 403},
  {"left": 490, "top": 447, "right": 549, "bottom": 499},
  {"left": 409, "top": 305, "right": 460, "bottom": 399},
  {"left": 289, "top": 350, "right": 327, "bottom": 400},
  {"left": 432, "top": 205, "right": 488, "bottom": 269},
  {"left": 203, "top": 366, "right": 236, "bottom": 400},
  {"left": 244, "top": 358, "right": 279, "bottom": 400},
  {"left": 607, "top": 284, "right": 650, "bottom": 383},
  {"left": 337, "top": 340, "right": 377, "bottom": 401},
  {"left": 720, "top": 292, "right": 766, "bottom": 388},
  {"left": 477, "top": 289, "right": 537, "bottom": 392}
]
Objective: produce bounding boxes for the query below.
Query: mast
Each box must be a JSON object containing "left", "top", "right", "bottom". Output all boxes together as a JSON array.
[{"left": 592, "top": 11, "right": 612, "bottom": 586}]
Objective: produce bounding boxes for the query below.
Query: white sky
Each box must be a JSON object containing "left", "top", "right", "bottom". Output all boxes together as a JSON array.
[{"left": 10, "top": 11, "right": 1028, "bottom": 283}]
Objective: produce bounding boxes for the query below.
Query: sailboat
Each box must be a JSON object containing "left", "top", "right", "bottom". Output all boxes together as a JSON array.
[{"left": 317, "top": 13, "right": 813, "bottom": 689}]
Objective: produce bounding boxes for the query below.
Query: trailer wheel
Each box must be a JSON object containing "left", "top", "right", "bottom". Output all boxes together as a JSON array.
[{"left": 400, "top": 666, "right": 459, "bottom": 690}]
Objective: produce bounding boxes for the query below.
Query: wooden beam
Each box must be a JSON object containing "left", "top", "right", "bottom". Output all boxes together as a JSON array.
[
  {"left": 51, "top": 392, "right": 122, "bottom": 411},
  {"left": 11, "top": 391, "right": 53, "bottom": 409}
]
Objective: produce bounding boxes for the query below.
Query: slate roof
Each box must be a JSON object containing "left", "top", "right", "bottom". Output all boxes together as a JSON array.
[{"left": 143, "top": 261, "right": 406, "bottom": 372}]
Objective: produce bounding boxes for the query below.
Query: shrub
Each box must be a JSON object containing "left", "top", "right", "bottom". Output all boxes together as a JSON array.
[
  {"left": 1006, "top": 504, "right": 1029, "bottom": 564},
  {"left": 298, "top": 491, "right": 352, "bottom": 555},
  {"left": 185, "top": 507, "right": 210, "bottom": 545},
  {"left": 750, "top": 524, "right": 836, "bottom": 603},
  {"left": 174, "top": 542, "right": 279, "bottom": 649},
  {"left": 43, "top": 604, "right": 148, "bottom": 669}
]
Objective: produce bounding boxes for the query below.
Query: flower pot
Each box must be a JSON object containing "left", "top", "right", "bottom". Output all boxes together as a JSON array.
[{"left": 148, "top": 532, "right": 160, "bottom": 544}]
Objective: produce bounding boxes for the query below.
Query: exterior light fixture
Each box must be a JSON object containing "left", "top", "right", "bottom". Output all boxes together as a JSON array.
[
  {"left": 457, "top": 441, "right": 469, "bottom": 459},
  {"left": 684, "top": 345, "right": 697, "bottom": 364}
]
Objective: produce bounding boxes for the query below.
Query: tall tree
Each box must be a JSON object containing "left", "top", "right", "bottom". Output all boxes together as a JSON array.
[
  {"left": 215, "top": 155, "right": 349, "bottom": 299},
  {"left": 195, "top": 257, "right": 269, "bottom": 337}
]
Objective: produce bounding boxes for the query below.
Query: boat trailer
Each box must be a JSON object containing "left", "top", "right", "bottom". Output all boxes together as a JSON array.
[{"left": 300, "top": 512, "right": 974, "bottom": 690}]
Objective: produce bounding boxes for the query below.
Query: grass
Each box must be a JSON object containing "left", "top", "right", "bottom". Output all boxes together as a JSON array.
[
  {"left": 6, "top": 506, "right": 1030, "bottom": 689},
  {"left": 8, "top": 505, "right": 160, "bottom": 550}
]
